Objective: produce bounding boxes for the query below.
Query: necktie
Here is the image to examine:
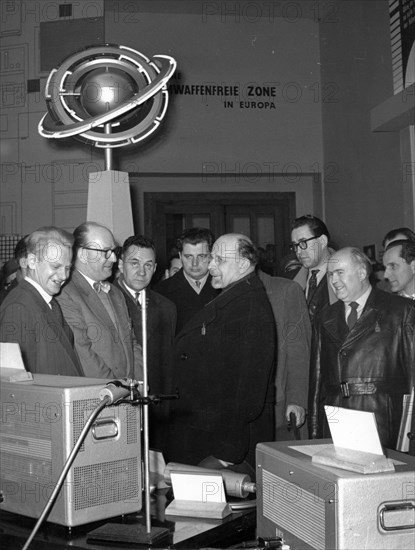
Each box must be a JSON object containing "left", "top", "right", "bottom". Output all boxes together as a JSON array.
[
  {"left": 307, "top": 269, "right": 319, "bottom": 304},
  {"left": 135, "top": 291, "right": 141, "bottom": 306},
  {"left": 94, "top": 281, "right": 116, "bottom": 325},
  {"left": 50, "top": 298, "right": 64, "bottom": 326},
  {"left": 93, "top": 281, "right": 110, "bottom": 293},
  {"left": 195, "top": 280, "right": 201, "bottom": 288},
  {"left": 347, "top": 301, "right": 359, "bottom": 330}
]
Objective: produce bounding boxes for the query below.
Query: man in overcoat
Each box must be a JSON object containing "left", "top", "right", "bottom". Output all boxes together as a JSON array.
[
  {"left": 166, "top": 233, "right": 276, "bottom": 472},
  {"left": 258, "top": 270, "right": 311, "bottom": 438},
  {"left": 309, "top": 247, "right": 415, "bottom": 449}
]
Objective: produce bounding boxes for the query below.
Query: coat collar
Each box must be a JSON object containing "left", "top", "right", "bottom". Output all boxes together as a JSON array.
[
  {"left": 294, "top": 266, "right": 337, "bottom": 305},
  {"left": 176, "top": 273, "right": 262, "bottom": 336},
  {"left": 322, "top": 287, "right": 382, "bottom": 344}
]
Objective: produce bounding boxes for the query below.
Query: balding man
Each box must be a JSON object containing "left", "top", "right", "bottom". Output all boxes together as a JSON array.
[
  {"left": 57, "top": 222, "right": 143, "bottom": 380},
  {"left": 0, "top": 227, "right": 83, "bottom": 376},
  {"left": 309, "top": 247, "right": 415, "bottom": 450},
  {"left": 166, "top": 233, "right": 276, "bottom": 475}
]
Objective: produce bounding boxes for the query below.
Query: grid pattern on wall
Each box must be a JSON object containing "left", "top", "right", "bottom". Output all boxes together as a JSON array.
[{"left": 0, "top": 235, "right": 22, "bottom": 266}]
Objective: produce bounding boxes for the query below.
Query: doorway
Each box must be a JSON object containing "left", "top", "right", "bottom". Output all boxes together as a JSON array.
[{"left": 144, "top": 192, "right": 296, "bottom": 276}]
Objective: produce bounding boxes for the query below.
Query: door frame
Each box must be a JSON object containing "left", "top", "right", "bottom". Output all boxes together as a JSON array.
[
  {"left": 129, "top": 171, "right": 323, "bottom": 265},
  {"left": 144, "top": 191, "right": 296, "bottom": 267}
]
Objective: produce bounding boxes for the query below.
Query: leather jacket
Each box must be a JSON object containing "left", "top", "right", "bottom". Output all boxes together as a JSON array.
[{"left": 309, "top": 288, "right": 415, "bottom": 449}]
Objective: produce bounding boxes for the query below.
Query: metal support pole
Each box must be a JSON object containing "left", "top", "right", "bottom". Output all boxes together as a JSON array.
[
  {"left": 140, "top": 288, "right": 151, "bottom": 533},
  {"left": 104, "top": 123, "right": 113, "bottom": 171}
]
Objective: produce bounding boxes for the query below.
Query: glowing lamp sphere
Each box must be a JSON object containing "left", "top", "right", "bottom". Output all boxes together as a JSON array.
[
  {"left": 80, "top": 68, "right": 137, "bottom": 117},
  {"left": 38, "top": 44, "right": 177, "bottom": 148}
]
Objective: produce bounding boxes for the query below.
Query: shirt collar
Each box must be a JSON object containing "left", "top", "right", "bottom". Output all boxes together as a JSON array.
[
  {"left": 77, "top": 269, "right": 104, "bottom": 290},
  {"left": 24, "top": 276, "right": 53, "bottom": 306},
  {"left": 344, "top": 285, "right": 372, "bottom": 314},
  {"left": 119, "top": 276, "right": 144, "bottom": 300},
  {"left": 399, "top": 291, "right": 415, "bottom": 300},
  {"left": 183, "top": 270, "right": 209, "bottom": 290}
]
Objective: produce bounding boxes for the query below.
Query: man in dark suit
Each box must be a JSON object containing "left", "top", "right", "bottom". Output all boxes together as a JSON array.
[
  {"left": 155, "top": 227, "right": 219, "bottom": 333},
  {"left": 383, "top": 239, "right": 415, "bottom": 300},
  {"left": 0, "top": 235, "right": 28, "bottom": 306},
  {"left": 0, "top": 227, "right": 83, "bottom": 376},
  {"left": 258, "top": 270, "right": 311, "bottom": 438},
  {"left": 57, "top": 222, "right": 142, "bottom": 380},
  {"left": 290, "top": 215, "right": 337, "bottom": 324},
  {"left": 309, "top": 247, "right": 415, "bottom": 450},
  {"left": 166, "top": 234, "right": 276, "bottom": 474},
  {"left": 115, "top": 235, "right": 176, "bottom": 449}
]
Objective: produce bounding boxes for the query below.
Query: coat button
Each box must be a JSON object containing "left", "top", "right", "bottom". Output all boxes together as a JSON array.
[{"left": 180, "top": 353, "right": 188, "bottom": 360}]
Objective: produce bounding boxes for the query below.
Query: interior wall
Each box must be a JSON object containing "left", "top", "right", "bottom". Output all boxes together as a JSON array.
[
  {"left": 0, "top": 0, "right": 408, "bottom": 264},
  {"left": 0, "top": 0, "right": 105, "bottom": 237},
  {"left": 319, "top": 0, "right": 406, "bottom": 256},
  {"left": 104, "top": 0, "right": 323, "bottom": 175}
]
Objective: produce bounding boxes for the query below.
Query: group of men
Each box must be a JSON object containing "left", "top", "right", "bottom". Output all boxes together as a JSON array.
[
  {"left": 288, "top": 217, "right": 415, "bottom": 454},
  {"left": 0, "top": 217, "right": 414, "bottom": 472}
]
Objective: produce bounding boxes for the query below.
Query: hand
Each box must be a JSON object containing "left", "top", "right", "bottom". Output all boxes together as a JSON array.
[{"left": 286, "top": 404, "right": 306, "bottom": 427}]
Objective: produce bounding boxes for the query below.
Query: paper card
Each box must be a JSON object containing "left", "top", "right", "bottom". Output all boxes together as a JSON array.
[
  {"left": 324, "top": 406, "right": 384, "bottom": 455},
  {"left": 170, "top": 472, "right": 226, "bottom": 503},
  {"left": 0, "top": 343, "right": 26, "bottom": 370}
]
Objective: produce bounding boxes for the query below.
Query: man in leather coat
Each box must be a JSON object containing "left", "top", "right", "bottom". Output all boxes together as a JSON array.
[{"left": 309, "top": 247, "right": 415, "bottom": 450}]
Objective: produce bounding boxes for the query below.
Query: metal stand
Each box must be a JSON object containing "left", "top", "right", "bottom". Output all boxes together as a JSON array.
[{"left": 136, "top": 288, "right": 170, "bottom": 545}]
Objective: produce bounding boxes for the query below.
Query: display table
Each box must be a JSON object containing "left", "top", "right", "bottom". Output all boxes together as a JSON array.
[{"left": 0, "top": 490, "right": 256, "bottom": 549}]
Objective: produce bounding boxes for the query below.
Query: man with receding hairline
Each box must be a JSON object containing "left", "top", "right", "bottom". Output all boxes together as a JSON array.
[
  {"left": 57, "top": 221, "right": 143, "bottom": 380},
  {"left": 309, "top": 247, "right": 415, "bottom": 450},
  {"left": 0, "top": 226, "right": 83, "bottom": 376},
  {"left": 166, "top": 233, "right": 276, "bottom": 474}
]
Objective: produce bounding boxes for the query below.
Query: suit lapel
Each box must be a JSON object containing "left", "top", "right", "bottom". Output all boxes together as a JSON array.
[
  {"left": 73, "top": 271, "right": 115, "bottom": 328},
  {"left": 323, "top": 288, "right": 381, "bottom": 347},
  {"left": 23, "top": 281, "right": 82, "bottom": 373},
  {"left": 322, "top": 301, "right": 348, "bottom": 342},
  {"left": 342, "top": 289, "right": 381, "bottom": 345},
  {"left": 293, "top": 267, "right": 308, "bottom": 290}
]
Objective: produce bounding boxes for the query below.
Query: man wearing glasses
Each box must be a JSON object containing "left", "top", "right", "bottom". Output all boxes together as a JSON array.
[
  {"left": 290, "top": 215, "right": 337, "bottom": 324},
  {"left": 57, "top": 222, "right": 143, "bottom": 380}
]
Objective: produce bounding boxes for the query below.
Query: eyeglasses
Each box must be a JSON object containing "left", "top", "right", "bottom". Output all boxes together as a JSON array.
[
  {"left": 289, "top": 236, "right": 318, "bottom": 252},
  {"left": 82, "top": 246, "right": 119, "bottom": 259}
]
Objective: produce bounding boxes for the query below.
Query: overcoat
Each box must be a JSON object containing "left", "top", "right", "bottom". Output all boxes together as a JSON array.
[
  {"left": 258, "top": 271, "right": 311, "bottom": 433},
  {"left": 293, "top": 266, "right": 337, "bottom": 324},
  {"left": 309, "top": 288, "right": 415, "bottom": 448},
  {"left": 166, "top": 273, "right": 276, "bottom": 466},
  {"left": 155, "top": 269, "right": 219, "bottom": 333}
]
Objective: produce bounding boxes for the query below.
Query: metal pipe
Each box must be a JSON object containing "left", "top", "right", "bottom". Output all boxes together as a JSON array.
[
  {"left": 141, "top": 288, "right": 151, "bottom": 533},
  {"left": 104, "top": 123, "right": 113, "bottom": 170}
]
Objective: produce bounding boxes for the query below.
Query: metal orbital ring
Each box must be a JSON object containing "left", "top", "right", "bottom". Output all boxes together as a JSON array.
[{"left": 38, "top": 44, "right": 177, "bottom": 148}]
